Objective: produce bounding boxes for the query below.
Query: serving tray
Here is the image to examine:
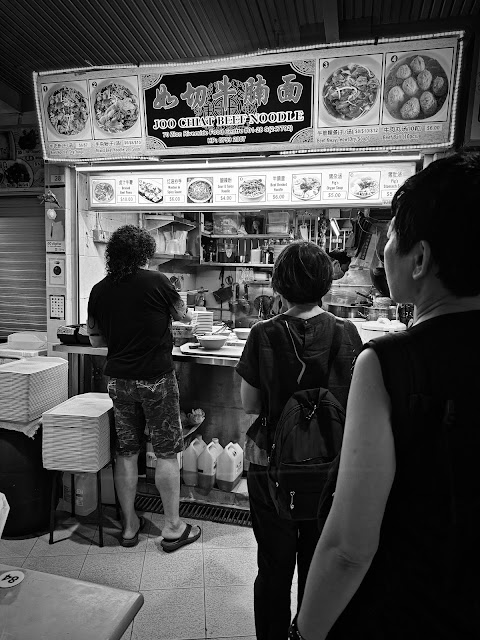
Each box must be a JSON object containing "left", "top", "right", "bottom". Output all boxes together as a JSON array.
[{"left": 180, "top": 342, "right": 244, "bottom": 358}]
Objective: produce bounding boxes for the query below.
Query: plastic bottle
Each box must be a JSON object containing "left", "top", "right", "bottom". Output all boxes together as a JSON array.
[
  {"left": 182, "top": 436, "right": 206, "bottom": 486},
  {"left": 210, "top": 437, "right": 224, "bottom": 458},
  {"left": 216, "top": 442, "right": 244, "bottom": 491},
  {"left": 62, "top": 472, "right": 97, "bottom": 516},
  {"left": 197, "top": 441, "right": 222, "bottom": 491}
]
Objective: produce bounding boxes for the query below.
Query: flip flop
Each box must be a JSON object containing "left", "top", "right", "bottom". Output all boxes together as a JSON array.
[
  {"left": 161, "top": 523, "right": 201, "bottom": 553},
  {"left": 121, "top": 516, "right": 146, "bottom": 548}
]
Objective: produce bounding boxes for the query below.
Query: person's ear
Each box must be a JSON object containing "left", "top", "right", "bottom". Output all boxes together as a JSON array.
[{"left": 411, "top": 240, "right": 433, "bottom": 281}]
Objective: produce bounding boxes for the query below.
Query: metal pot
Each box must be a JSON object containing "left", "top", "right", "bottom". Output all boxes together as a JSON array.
[{"left": 327, "top": 303, "right": 368, "bottom": 319}]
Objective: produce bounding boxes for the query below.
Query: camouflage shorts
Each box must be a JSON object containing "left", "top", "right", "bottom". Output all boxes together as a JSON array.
[{"left": 107, "top": 371, "right": 183, "bottom": 459}]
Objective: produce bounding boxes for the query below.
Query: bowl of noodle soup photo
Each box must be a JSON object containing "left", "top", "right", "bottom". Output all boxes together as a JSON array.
[{"left": 187, "top": 178, "right": 213, "bottom": 203}]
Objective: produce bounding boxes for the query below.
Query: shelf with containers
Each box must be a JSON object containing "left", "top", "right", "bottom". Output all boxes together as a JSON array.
[
  {"left": 142, "top": 213, "right": 200, "bottom": 264},
  {"left": 199, "top": 209, "right": 292, "bottom": 267}
]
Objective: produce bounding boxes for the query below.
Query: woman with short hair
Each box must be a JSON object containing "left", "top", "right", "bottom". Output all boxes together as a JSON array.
[{"left": 236, "top": 241, "right": 362, "bottom": 640}]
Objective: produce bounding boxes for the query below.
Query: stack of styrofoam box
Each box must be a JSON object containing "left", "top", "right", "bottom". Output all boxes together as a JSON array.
[
  {"left": 42, "top": 393, "right": 113, "bottom": 473},
  {"left": 0, "top": 357, "right": 68, "bottom": 436}
]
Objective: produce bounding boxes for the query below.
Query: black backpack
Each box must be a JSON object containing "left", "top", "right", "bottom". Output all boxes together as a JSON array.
[{"left": 265, "top": 319, "right": 346, "bottom": 521}]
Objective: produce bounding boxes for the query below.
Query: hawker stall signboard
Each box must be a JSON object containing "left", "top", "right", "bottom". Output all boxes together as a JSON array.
[
  {"left": 34, "top": 32, "right": 462, "bottom": 162},
  {"left": 87, "top": 162, "right": 416, "bottom": 209},
  {"left": 0, "top": 127, "right": 44, "bottom": 192}
]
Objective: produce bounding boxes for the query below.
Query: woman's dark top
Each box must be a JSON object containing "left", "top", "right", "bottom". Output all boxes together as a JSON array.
[
  {"left": 328, "top": 311, "right": 480, "bottom": 639},
  {"left": 88, "top": 269, "right": 184, "bottom": 379},
  {"left": 236, "top": 312, "right": 362, "bottom": 465}
]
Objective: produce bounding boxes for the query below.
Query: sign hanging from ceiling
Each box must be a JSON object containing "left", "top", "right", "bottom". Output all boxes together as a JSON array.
[{"left": 34, "top": 31, "right": 463, "bottom": 162}]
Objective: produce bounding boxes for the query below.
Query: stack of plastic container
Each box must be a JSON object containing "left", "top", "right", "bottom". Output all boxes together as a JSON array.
[
  {"left": 191, "top": 310, "right": 214, "bottom": 336},
  {"left": 0, "top": 356, "right": 68, "bottom": 436},
  {"left": 0, "top": 332, "right": 48, "bottom": 358},
  {"left": 42, "top": 393, "right": 113, "bottom": 473}
]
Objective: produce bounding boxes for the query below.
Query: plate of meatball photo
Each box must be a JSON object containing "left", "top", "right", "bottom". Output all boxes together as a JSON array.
[{"left": 384, "top": 53, "right": 449, "bottom": 121}]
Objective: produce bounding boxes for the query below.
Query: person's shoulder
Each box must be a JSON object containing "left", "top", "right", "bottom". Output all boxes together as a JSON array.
[
  {"left": 137, "top": 269, "right": 168, "bottom": 288},
  {"left": 90, "top": 276, "right": 109, "bottom": 295}
]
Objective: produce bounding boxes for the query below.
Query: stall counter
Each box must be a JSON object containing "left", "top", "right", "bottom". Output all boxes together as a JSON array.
[
  {"left": 52, "top": 343, "right": 240, "bottom": 396},
  {"left": 51, "top": 343, "right": 252, "bottom": 454}
]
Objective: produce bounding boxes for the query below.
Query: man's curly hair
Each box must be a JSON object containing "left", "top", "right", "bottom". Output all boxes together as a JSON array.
[{"left": 105, "top": 225, "right": 156, "bottom": 283}]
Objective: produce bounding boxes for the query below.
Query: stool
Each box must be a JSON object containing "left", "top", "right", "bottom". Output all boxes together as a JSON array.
[{"left": 49, "top": 459, "right": 121, "bottom": 547}]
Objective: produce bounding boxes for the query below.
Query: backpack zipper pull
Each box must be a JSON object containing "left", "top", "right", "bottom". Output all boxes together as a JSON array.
[
  {"left": 290, "top": 491, "right": 295, "bottom": 510},
  {"left": 267, "top": 443, "right": 275, "bottom": 464},
  {"left": 305, "top": 404, "right": 317, "bottom": 421}
]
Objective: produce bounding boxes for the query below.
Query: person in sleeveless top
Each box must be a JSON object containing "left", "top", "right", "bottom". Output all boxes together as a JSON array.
[
  {"left": 292, "top": 150, "right": 480, "bottom": 640},
  {"left": 236, "top": 241, "right": 362, "bottom": 640}
]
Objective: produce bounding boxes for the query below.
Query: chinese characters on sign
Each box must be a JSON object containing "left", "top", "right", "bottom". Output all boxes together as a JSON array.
[{"left": 145, "top": 63, "right": 313, "bottom": 148}]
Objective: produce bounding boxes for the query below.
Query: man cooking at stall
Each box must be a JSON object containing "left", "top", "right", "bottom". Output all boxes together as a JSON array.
[{"left": 87, "top": 224, "right": 200, "bottom": 551}]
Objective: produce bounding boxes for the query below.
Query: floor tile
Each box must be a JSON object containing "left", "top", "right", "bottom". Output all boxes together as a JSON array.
[
  {"left": 88, "top": 517, "right": 150, "bottom": 554},
  {"left": 147, "top": 515, "right": 202, "bottom": 553},
  {"left": 29, "top": 522, "right": 96, "bottom": 556},
  {"left": 0, "top": 557, "right": 26, "bottom": 568},
  {"left": 0, "top": 537, "right": 37, "bottom": 558},
  {"left": 205, "top": 584, "right": 255, "bottom": 638},
  {"left": 120, "top": 621, "right": 133, "bottom": 640},
  {"left": 140, "top": 549, "right": 203, "bottom": 590},
  {"left": 132, "top": 588, "right": 205, "bottom": 640},
  {"left": 204, "top": 548, "right": 257, "bottom": 587},
  {"left": 202, "top": 521, "right": 256, "bottom": 548},
  {"left": 22, "top": 554, "right": 87, "bottom": 579},
  {"left": 79, "top": 552, "right": 145, "bottom": 591}
]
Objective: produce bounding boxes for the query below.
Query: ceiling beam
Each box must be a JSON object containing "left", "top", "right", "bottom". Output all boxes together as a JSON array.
[
  {"left": 322, "top": 0, "right": 340, "bottom": 43},
  {"left": 0, "top": 80, "right": 22, "bottom": 113}
]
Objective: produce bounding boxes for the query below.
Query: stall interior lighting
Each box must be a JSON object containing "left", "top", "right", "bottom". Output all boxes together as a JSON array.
[
  {"left": 75, "top": 154, "right": 422, "bottom": 174},
  {"left": 330, "top": 219, "right": 340, "bottom": 237}
]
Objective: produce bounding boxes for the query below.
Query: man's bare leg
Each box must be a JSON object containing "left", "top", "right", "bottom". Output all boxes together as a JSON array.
[
  {"left": 155, "top": 455, "right": 200, "bottom": 540},
  {"left": 114, "top": 452, "right": 140, "bottom": 538}
]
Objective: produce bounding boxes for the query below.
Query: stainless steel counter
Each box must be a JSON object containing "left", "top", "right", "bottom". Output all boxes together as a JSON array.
[{"left": 52, "top": 343, "right": 240, "bottom": 396}]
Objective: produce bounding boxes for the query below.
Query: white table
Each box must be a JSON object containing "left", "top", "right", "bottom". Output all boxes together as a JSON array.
[{"left": 0, "top": 563, "right": 143, "bottom": 640}]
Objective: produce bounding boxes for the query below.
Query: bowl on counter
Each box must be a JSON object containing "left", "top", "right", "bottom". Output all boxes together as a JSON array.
[
  {"left": 233, "top": 328, "right": 251, "bottom": 341},
  {"left": 197, "top": 334, "right": 228, "bottom": 350}
]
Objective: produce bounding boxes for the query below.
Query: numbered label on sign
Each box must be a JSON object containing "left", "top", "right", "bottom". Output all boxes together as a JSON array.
[{"left": 0, "top": 570, "right": 25, "bottom": 588}]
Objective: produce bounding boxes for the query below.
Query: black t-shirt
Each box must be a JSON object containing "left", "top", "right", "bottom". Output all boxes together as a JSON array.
[
  {"left": 236, "top": 312, "right": 363, "bottom": 464},
  {"left": 88, "top": 269, "right": 185, "bottom": 379}
]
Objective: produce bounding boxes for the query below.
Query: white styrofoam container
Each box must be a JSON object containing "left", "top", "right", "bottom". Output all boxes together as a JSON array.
[
  {"left": 7, "top": 332, "right": 47, "bottom": 351},
  {"left": 0, "top": 348, "right": 47, "bottom": 358}
]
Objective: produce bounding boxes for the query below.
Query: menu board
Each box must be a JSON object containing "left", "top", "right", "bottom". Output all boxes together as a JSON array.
[
  {"left": 0, "top": 127, "right": 44, "bottom": 192},
  {"left": 34, "top": 32, "right": 462, "bottom": 161},
  {"left": 88, "top": 162, "right": 416, "bottom": 209}
]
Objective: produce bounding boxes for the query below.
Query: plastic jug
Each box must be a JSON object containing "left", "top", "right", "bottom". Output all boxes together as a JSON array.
[
  {"left": 216, "top": 442, "right": 244, "bottom": 492},
  {"left": 182, "top": 436, "right": 206, "bottom": 486},
  {"left": 61, "top": 472, "right": 97, "bottom": 516},
  {"left": 210, "top": 437, "right": 224, "bottom": 458},
  {"left": 197, "top": 441, "right": 221, "bottom": 491}
]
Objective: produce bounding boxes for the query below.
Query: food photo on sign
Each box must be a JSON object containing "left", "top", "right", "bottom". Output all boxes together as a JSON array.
[
  {"left": 42, "top": 79, "right": 92, "bottom": 141},
  {"left": 348, "top": 171, "right": 381, "bottom": 200},
  {"left": 318, "top": 54, "right": 383, "bottom": 127},
  {"left": 91, "top": 179, "right": 116, "bottom": 205},
  {"left": 382, "top": 47, "right": 454, "bottom": 124},
  {"left": 186, "top": 177, "right": 213, "bottom": 204},
  {"left": 238, "top": 175, "right": 266, "bottom": 203},
  {"left": 291, "top": 174, "right": 322, "bottom": 201},
  {"left": 139, "top": 177, "right": 163, "bottom": 204},
  {"left": 89, "top": 76, "right": 142, "bottom": 139}
]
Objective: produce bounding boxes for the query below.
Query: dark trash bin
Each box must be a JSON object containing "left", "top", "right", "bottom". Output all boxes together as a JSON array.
[{"left": 0, "top": 427, "right": 54, "bottom": 537}]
